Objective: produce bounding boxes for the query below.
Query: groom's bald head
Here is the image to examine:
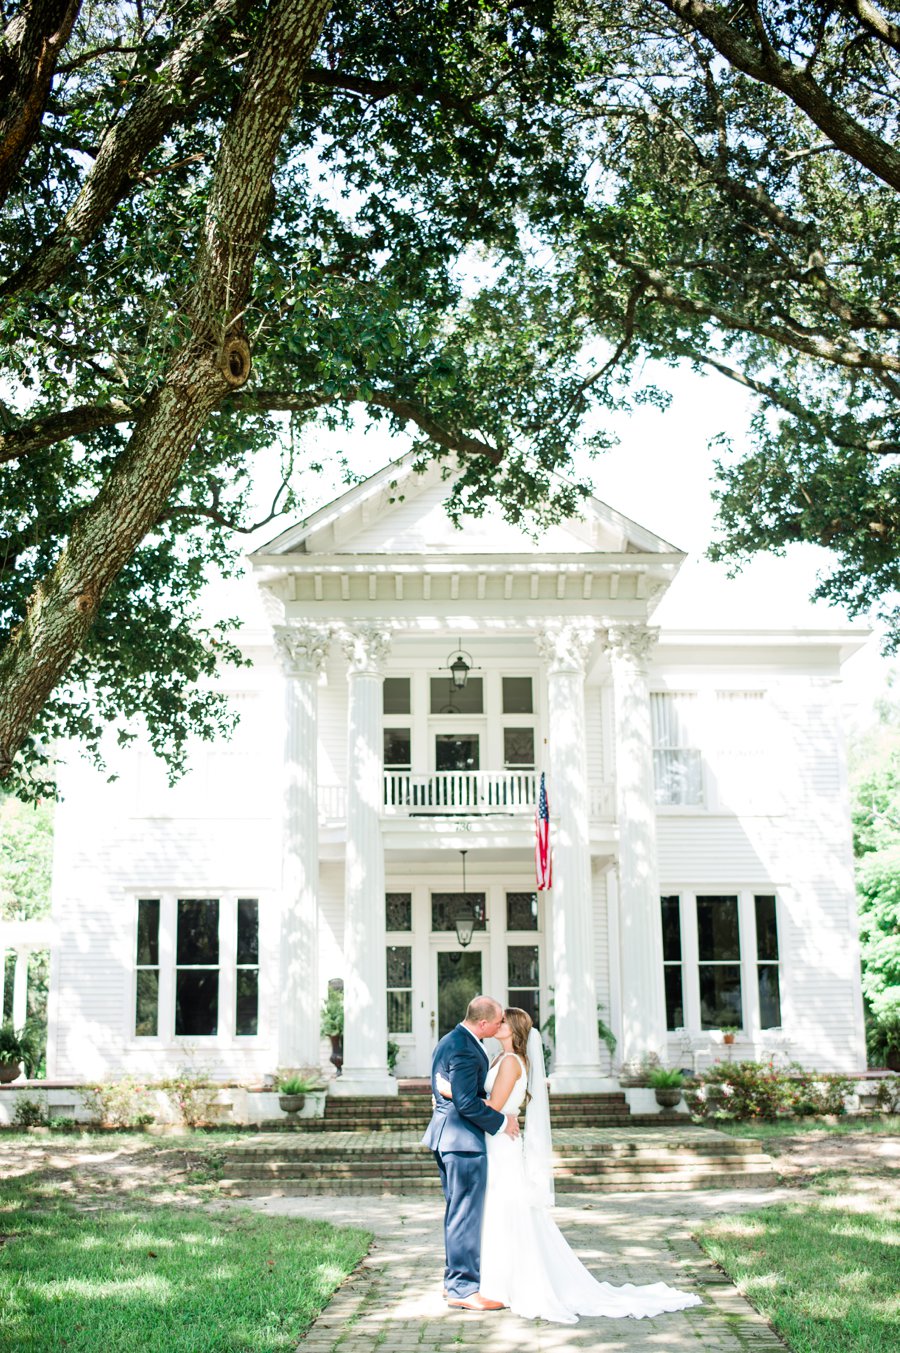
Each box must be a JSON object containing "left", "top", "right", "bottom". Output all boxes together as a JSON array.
[{"left": 466, "top": 995, "right": 503, "bottom": 1025}]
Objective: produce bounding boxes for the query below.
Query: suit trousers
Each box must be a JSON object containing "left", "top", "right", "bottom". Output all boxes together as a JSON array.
[{"left": 434, "top": 1149, "right": 488, "bottom": 1298}]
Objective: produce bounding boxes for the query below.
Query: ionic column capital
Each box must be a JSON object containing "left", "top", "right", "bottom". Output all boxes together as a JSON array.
[
  {"left": 274, "top": 623, "right": 331, "bottom": 677},
  {"left": 534, "top": 621, "right": 597, "bottom": 676},
  {"left": 340, "top": 624, "right": 391, "bottom": 676},
  {"left": 603, "top": 623, "right": 659, "bottom": 672}
]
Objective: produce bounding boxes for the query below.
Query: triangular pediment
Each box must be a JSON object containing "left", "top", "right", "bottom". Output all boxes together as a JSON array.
[{"left": 253, "top": 452, "right": 681, "bottom": 560}]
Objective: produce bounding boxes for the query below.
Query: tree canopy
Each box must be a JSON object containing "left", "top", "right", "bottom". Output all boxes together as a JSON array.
[{"left": 3, "top": 0, "right": 900, "bottom": 796}]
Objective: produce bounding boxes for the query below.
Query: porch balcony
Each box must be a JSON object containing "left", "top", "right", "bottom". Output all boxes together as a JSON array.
[{"left": 317, "top": 775, "right": 615, "bottom": 821}]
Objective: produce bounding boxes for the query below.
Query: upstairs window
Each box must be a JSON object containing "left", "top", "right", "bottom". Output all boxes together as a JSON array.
[
  {"left": 651, "top": 693, "right": 703, "bottom": 805},
  {"left": 430, "top": 676, "right": 483, "bottom": 715},
  {"left": 383, "top": 678, "right": 411, "bottom": 714}
]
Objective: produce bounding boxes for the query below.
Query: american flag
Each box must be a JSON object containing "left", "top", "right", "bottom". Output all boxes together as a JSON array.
[{"left": 535, "top": 772, "right": 552, "bottom": 890}]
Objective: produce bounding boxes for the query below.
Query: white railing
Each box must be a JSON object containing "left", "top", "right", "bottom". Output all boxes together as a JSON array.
[
  {"left": 383, "top": 770, "right": 537, "bottom": 815},
  {"left": 318, "top": 784, "right": 347, "bottom": 821},
  {"left": 319, "top": 775, "right": 617, "bottom": 821}
]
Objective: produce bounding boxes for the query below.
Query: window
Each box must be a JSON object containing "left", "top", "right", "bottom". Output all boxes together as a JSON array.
[
  {"left": 175, "top": 899, "right": 219, "bottom": 1036},
  {"left": 384, "top": 728, "right": 411, "bottom": 767},
  {"left": 386, "top": 946, "right": 413, "bottom": 1033},
  {"left": 508, "top": 945, "right": 540, "bottom": 1026},
  {"left": 651, "top": 693, "right": 703, "bottom": 805},
  {"left": 383, "top": 678, "right": 411, "bottom": 714},
  {"left": 386, "top": 892, "right": 412, "bottom": 931},
  {"left": 432, "top": 892, "right": 487, "bottom": 932},
  {"left": 236, "top": 899, "right": 259, "bottom": 1036},
  {"left": 506, "top": 891, "right": 538, "bottom": 931},
  {"left": 502, "top": 677, "right": 533, "bottom": 714},
  {"left": 430, "top": 676, "right": 483, "bottom": 715},
  {"left": 660, "top": 896, "right": 684, "bottom": 1030},
  {"left": 135, "top": 898, "right": 160, "bottom": 1037},
  {"left": 503, "top": 727, "right": 535, "bottom": 768},
  {"left": 697, "top": 895, "right": 742, "bottom": 1029},
  {"left": 435, "top": 732, "right": 479, "bottom": 771},
  {"left": 755, "top": 894, "right": 782, "bottom": 1029}
]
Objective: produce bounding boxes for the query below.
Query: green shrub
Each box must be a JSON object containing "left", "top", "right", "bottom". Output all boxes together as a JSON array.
[
  {"left": 82, "top": 1076, "right": 157, "bottom": 1128},
  {"left": 685, "top": 1060, "right": 853, "bottom": 1121},
  {"left": 872, "top": 1074, "right": 900, "bottom": 1113},
  {"left": 387, "top": 1039, "right": 400, "bottom": 1072},
  {"left": 47, "top": 1116, "right": 78, "bottom": 1131},
  {"left": 13, "top": 1095, "right": 47, "bottom": 1127},
  {"left": 159, "top": 1068, "right": 218, "bottom": 1126}
]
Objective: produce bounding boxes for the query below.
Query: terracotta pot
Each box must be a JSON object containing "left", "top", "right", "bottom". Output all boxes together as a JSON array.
[
  {"left": 278, "top": 1093, "right": 306, "bottom": 1114},
  {"left": 329, "top": 1034, "right": 343, "bottom": 1077},
  {"left": 0, "top": 1060, "right": 21, "bottom": 1084},
  {"left": 722, "top": 1033, "right": 736, "bottom": 1045}
]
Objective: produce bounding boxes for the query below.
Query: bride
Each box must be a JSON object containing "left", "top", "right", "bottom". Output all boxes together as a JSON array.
[{"left": 438, "top": 1006, "right": 702, "bottom": 1325}]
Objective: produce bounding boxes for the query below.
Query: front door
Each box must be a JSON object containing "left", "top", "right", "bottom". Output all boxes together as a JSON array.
[{"left": 435, "top": 948, "right": 484, "bottom": 1040}]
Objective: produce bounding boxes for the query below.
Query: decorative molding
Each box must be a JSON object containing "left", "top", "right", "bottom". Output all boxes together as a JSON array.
[
  {"left": 340, "top": 624, "right": 391, "bottom": 675},
  {"left": 534, "top": 622, "right": 597, "bottom": 675},
  {"left": 274, "top": 624, "right": 332, "bottom": 677},
  {"left": 603, "top": 623, "right": 659, "bottom": 670}
]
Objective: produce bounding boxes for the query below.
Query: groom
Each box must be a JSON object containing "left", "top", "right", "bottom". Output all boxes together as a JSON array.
[{"left": 422, "top": 995, "right": 520, "bottom": 1311}]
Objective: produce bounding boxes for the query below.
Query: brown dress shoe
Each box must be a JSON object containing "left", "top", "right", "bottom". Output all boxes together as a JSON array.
[{"left": 447, "top": 1292, "right": 506, "bottom": 1311}]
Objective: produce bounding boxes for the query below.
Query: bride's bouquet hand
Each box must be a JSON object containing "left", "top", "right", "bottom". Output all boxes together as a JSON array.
[{"left": 435, "top": 1072, "right": 452, "bottom": 1099}]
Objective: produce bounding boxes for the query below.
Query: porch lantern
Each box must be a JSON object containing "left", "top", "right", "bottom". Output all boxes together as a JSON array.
[
  {"left": 449, "top": 652, "right": 470, "bottom": 689},
  {"left": 453, "top": 849, "right": 476, "bottom": 948},
  {"left": 454, "top": 916, "right": 475, "bottom": 948}
]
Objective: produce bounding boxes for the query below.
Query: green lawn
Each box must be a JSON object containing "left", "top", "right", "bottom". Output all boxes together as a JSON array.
[
  {"left": 0, "top": 1180, "right": 370, "bottom": 1352},
  {"left": 715, "top": 1115, "right": 900, "bottom": 1140},
  {"left": 696, "top": 1191, "right": 900, "bottom": 1353}
]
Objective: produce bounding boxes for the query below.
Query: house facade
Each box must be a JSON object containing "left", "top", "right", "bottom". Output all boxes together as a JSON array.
[{"left": 44, "top": 455, "right": 868, "bottom": 1089}]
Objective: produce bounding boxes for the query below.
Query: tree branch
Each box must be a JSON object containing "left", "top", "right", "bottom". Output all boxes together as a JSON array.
[
  {"left": 661, "top": 0, "right": 900, "bottom": 192},
  {"left": 0, "top": 0, "right": 81, "bottom": 207},
  {"left": 685, "top": 349, "right": 900, "bottom": 454},
  {"left": 0, "top": 0, "right": 332, "bottom": 779},
  {"left": 1, "top": 0, "right": 248, "bottom": 303},
  {"left": 838, "top": 0, "right": 900, "bottom": 56}
]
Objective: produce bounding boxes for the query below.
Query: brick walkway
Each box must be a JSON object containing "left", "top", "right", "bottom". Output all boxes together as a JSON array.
[{"left": 245, "top": 1187, "right": 790, "bottom": 1352}]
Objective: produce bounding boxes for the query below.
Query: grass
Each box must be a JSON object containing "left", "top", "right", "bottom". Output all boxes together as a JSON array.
[
  {"left": 0, "top": 1168, "right": 371, "bottom": 1351},
  {"left": 714, "top": 1115, "right": 900, "bottom": 1140},
  {"left": 696, "top": 1191, "right": 900, "bottom": 1353}
]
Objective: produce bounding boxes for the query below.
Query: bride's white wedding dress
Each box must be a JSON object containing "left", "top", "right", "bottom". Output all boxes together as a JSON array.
[{"left": 478, "top": 1052, "right": 703, "bottom": 1325}]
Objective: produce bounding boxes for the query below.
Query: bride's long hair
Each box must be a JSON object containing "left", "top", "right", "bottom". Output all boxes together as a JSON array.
[{"left": 504, "top": 1006, "right": 533, "bottom": 1101}]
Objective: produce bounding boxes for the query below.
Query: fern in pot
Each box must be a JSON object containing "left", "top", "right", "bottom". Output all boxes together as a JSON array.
[{"left": 647, "top": 1066, "right": 686, "bottom": 1109}]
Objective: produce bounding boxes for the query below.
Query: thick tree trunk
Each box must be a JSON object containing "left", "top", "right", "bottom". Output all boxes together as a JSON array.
[
  {"left": 0, "top": 0, "right": 332, "bottom": 779},
  {"left": 0, "top": 0, "right": 81, "bottom": 207}
]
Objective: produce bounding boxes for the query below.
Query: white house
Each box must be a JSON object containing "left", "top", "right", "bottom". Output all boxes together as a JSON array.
[{"left": 42, "top": 453, "right": 868, "bottom": 1090}]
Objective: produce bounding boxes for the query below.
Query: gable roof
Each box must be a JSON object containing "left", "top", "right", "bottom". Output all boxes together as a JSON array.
[{"left": 252, "top": 450, "right": 684, "bottom": 560}]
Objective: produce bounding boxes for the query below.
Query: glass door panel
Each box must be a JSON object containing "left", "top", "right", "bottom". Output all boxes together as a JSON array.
[{"left": 436, "top": 950, "right": 483, "bottom": 1040}]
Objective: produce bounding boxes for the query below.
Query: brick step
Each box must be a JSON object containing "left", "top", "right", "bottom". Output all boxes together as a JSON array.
[
  {"left": 221, "top": 1153, "right": 773, "bottom": 1177},
  {"left": 219, "top": 1169, "right": 778, "bottom": 1197}
]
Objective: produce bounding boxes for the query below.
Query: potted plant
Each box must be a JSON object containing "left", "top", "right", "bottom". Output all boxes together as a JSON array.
[
  {"left": 647, "top": 1066, "right": 686, "bottom": 1109},
  {"left": 277, "top": 1073, "right": 322, "bottom": 1115},
  {"left": 0, "top": 1022, "right": 36, "bottom": 1083},
  {"left": 320, "top": 988, "right": 344, "bottom": 1075},
  {"left": 720, "top": 1026, "right": 739, "bottom": 1045}
]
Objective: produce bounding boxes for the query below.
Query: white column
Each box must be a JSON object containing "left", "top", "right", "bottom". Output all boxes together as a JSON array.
[
  {"left": 604, "top": 624, "right": 667, "bottom": 1067},
  {"left": 536, "top": 623, "right": 606, "bottom": 1092},
  {"left": 12, "top": 950, "right": 28, "bottom": 1031},
  {"left": 274, "top": 623, "right": 330, "bottom": 1071},
  {"left": 332, "top": 624, "right": 397, "bottom": 1096}
]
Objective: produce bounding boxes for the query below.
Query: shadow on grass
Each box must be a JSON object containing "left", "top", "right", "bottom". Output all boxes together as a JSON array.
[
  {"left": 698, "top": 1196, "right": 900, "bottom": 1353},
  {"left": 0, "top": 1189, "right": 370, "bottom": 1352}
]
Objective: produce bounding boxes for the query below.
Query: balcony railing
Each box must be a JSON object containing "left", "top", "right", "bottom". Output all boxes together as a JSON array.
[
  {"left": 383, "top": 770, "right": 537, "bottom": 815},
  {"left": 317, "top": 774, "right": 616, "bottom": 821}
]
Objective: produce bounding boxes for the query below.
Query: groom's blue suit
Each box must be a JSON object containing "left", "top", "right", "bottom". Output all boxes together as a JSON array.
[{"left": 422, "top": 1023, "right": 506, "bottom": 1299}]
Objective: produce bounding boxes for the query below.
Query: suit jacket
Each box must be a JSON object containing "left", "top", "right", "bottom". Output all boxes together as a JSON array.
[{"left": 421, "top": 1023, "right": 506, "bottom": 1153}]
